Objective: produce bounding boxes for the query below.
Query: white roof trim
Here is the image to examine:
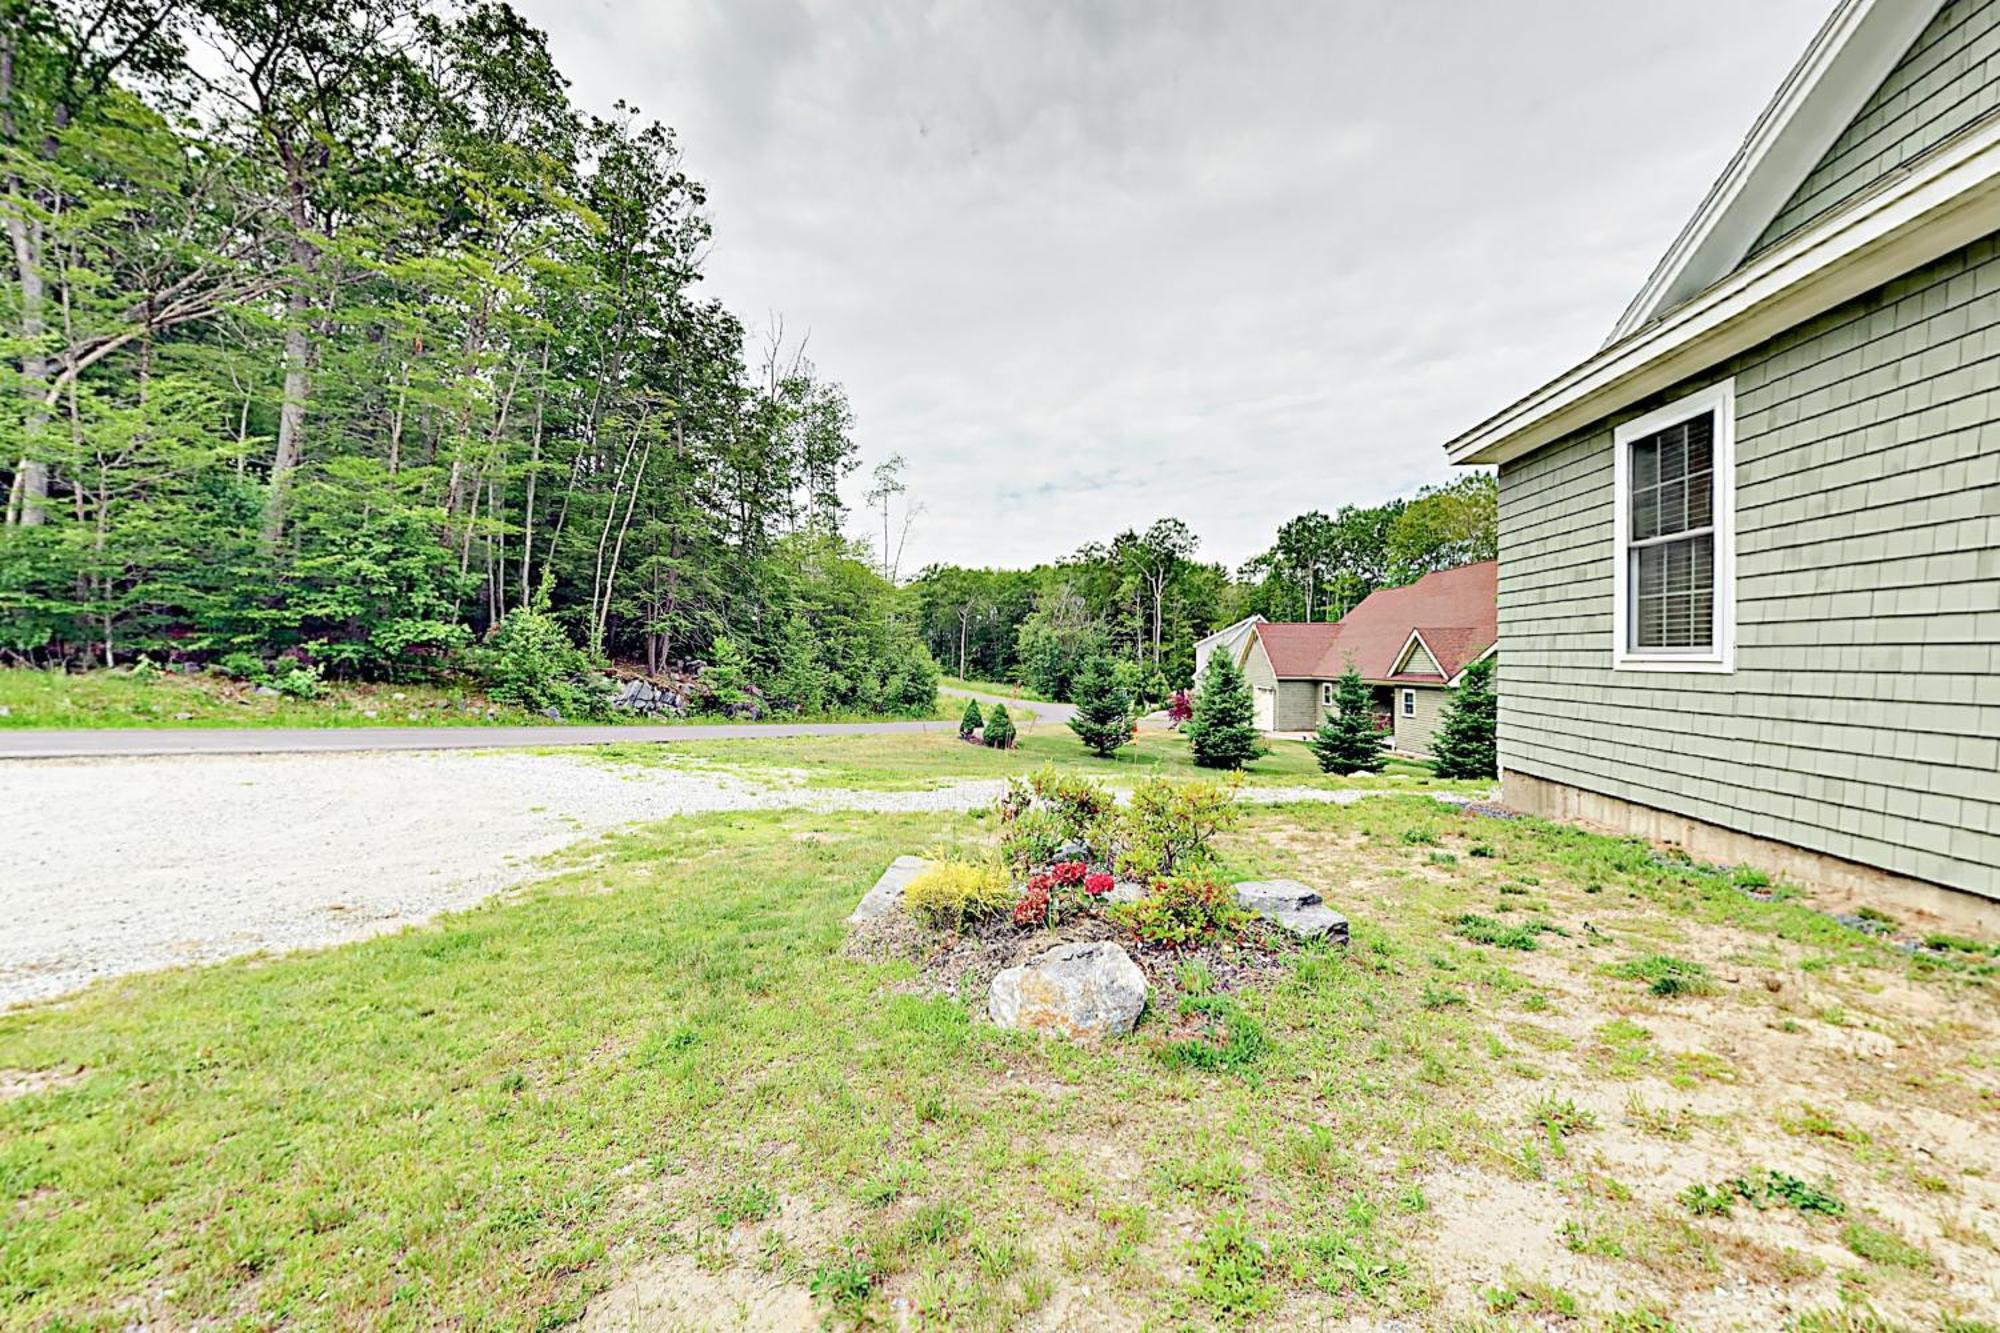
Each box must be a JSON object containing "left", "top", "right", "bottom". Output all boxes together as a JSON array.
[
  {"left": 1448, "top": 114, "right": 2000, "bottom": 467},
  {"left": 1607, "top": 0, "right": 1941, "bottom": 344},
  {"left": 1192, "top": 614, "right": 1265, "bottom": 651},
  {"left": 1388, "top": 629, "right": 1444, "bottom": 678}
]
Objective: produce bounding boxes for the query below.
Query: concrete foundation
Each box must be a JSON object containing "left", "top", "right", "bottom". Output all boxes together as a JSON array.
[{"left": 1502, "top": 770, "right": 1998, "bottom": 936}]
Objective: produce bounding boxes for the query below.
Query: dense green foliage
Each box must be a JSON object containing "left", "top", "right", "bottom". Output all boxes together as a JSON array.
[
  {"left": 0, "top": 0, "right": 932, "bottom": 718},
  {"left": 1064, "top": 655, "right": 1132, "bottom": 758},
  {"left": 1185, "top": 652, "right": 1262, "bottom": 771},
  {"left": 1431, "top": 655, "right": 1498, "bottom": 779},
  {"left": 908, "top": 480, "right": 1494, "bottom": 702},
  {"left": 956, "top": 697, "right": 982, "bottom": 740},
  {"left": 1309, "top": 665, "right": 1383, "bottom": 775},
  {"left": 981, "top": 702, "right": 1016, "bottom": 749}
]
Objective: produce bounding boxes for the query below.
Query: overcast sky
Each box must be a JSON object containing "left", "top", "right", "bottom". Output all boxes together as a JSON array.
[{"left": 515, "top": 0, "right": 1833, "bottom": 573}]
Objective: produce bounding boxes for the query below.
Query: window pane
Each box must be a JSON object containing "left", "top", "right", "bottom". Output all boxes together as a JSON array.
[
  {"left": 1659, "top": 427, "right": 1687, "bottom": 481},
  {"left": 1632, "top": 485, "right": 1661, "bottom": 541},
  {"left": 1632, "top": 533, "right": 1714, "bottom": 650},
  {"left": 1632, "top": 438, "right": 1659, "bottom": 490},
  {"left": 1686, "top": 469, "right": 1713, "bottom": 530}
]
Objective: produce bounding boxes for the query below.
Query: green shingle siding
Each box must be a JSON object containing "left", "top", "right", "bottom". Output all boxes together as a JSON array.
[
  {"left": 1754, "top": 0, "right": 2000, "bottom": 254},
  {"left": 1498, "top": 233, "right": 2000, "bottom": 900}
]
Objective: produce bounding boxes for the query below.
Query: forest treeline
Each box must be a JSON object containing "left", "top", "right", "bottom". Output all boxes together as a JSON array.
[
  {"left": 910, "top": 474, "right": 1494, "bottom": 701},
  {"left": 0, "top": 0, "right": 935, "bottom": 716}
]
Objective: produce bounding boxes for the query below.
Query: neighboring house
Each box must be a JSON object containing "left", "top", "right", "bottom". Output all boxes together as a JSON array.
[
  {"left": 1444, "top": 0, "right": 2000, "bottom": 908},
  {"left": 1191, "top": 562, "right": 1496, "bottom": 757}
]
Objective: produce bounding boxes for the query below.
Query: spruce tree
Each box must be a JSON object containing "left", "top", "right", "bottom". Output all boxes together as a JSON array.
[
  {"left": 983, "top": 702, "right": 1017, "bottom": 749},
  {"left": 1431, "top": 655, "right": 1498, "bottom": 779},
  {"left": 958, "top": 697, "right": 984, "bottom": 741},
  {"left": 1186, "top": 651, "right": 1263, "bottom": 770},
  {"left": 1066, "top": 655, "right": 1134, "bottom": 757},
  {"left": 1310, "top": 665, "right": 1384, "bottom": 775}
]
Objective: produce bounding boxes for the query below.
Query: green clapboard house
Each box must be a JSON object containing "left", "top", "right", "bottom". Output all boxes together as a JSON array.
[{"left": 1446, "top": 0, "right": 2000, "bottom": 913}]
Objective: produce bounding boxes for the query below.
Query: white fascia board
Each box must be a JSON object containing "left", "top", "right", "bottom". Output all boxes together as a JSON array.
[
  {"left": 1446, "top": 117, "right": 2000, "bottom": 468},
  {"left": 1608, "top": 0, "right": 1940, "bottom": 344}
]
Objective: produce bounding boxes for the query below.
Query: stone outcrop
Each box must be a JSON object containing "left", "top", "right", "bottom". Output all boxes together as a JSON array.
[
  {"left": 1233, "top": 880, "right": 1349, "bottom": 943},
  {"left": 848, "top": 855, "right": 930, "bottom": 922}
]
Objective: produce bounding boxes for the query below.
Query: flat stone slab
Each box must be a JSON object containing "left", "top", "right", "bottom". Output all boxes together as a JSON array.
[
  {"left": 849, "top": 855, "right": 931, "bottom": 922},
  {"left": 989, "top": 941, "right": 1147, "bottom": 1040},
  {"left": 1234, "top": 879, "right": 1349, "bottom": 944}
]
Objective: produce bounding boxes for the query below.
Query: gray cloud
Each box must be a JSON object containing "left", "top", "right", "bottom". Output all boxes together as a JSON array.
[{"left": 519, "top": 0, "right": 1833, "bottom": 571}]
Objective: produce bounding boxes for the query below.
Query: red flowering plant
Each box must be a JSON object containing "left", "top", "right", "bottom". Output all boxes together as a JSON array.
[
  {"left": 1167, "top": 689, "right": 1194, "bottom": 727},
  {"left": 1013, "top": 873, "right": 1054, "bottom": 928},
  {"left": 1050, "top": 860, "right": 1088, "bottom": 887},
  {"left": 1083, "top": 871, "right": 1116, "bottom": 897}
]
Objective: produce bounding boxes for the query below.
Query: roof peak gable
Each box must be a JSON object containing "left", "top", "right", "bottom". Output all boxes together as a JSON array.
[{"left": 1607, "top": 0, "right": 1943, "bottom": 344}]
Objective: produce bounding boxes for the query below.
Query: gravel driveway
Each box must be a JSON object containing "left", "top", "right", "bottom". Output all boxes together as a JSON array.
[{"left": 2, "top": 748, "right": 1467, "bottom": 1007}]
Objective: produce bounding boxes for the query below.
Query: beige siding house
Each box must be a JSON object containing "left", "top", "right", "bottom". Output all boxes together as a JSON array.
[
  {"left": 1193, "top": 562, "right": 1496, "bottom": 758},
  {"left": 1446, "top": 0, "right": 2000, "bottom": 909}
]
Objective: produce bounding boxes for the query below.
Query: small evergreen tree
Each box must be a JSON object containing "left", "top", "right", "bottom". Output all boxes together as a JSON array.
[
  {"left": 1431, "top": 655, "right": 1498, "bottom": 779},
  {"left": 983, "top": 702, "right": 1017, "bottom": 749},
  {"left": 1310, "top": 665, "right": 1383, "bottom": 775},
  {"left": 1185, "top": 651, "right": 1263, "bottom": 770},
  {"left": 958, "top": 697, "right": 984, "bottom": 740},
  {"left": 1066, "top": 655, "right": 1134, "bottom": 757}
]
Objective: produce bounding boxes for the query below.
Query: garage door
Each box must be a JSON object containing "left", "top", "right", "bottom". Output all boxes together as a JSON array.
[{"left": 1254, "top": 686, "right": 1276, "bottom": 731}]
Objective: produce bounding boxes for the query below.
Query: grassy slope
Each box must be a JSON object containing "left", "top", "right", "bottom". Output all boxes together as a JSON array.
[
  {"left": 0, "top": 668, "right": 952, "bottom": 730},
  {"left": 3, "top": 799, "right": 1986, "bottom": 1328},
  {"left": 937, "top": 675, "right": 1052, "bottom": 703}
]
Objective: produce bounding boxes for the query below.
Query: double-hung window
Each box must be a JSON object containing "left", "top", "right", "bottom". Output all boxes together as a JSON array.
[
  {"left": 1400, "top": 689, "right": 1415, "bottom": 717},
  {"left": 1612, "top": 380, "right": 1735, "bottom": 672}
]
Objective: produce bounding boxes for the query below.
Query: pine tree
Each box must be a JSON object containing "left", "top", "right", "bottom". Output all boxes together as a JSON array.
[
  {"left": 1186, "top": 651, "right": 1263, "bottom": 770},
  {"left": 1309, "top": 665, "right": 1383, "bottom": 775},
  {"left": 957, "top": 697, "right": 984, "bottom": 740},
  {"left": 1431, "top": 655, "right": 1498, "bottom": 779},
  {"left": 983, "top": 702, "right": 1017, "bottom": 749},
  {"left": 1066, "top": 655, "right": 1133, "bottom": 757}
]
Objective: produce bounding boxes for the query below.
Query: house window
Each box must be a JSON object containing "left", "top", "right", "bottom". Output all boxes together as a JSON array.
[
  {"left": 1612, "top": 380, "right": 1735, "bottom": 672},
  {"left": 1321, "top": 682, "right": 1333, "bottom": 707},
  {"left": 1400, "top": 689, "right": 1415, "bottom": 717}
]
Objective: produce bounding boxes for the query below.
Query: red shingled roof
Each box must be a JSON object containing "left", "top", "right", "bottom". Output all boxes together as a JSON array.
[{"left": 1248, "top": 561, "right": 1496, "bottom": 682}]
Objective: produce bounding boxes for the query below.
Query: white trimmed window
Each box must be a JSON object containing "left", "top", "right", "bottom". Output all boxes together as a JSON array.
[
  {"left": 1612, "top": 380, "right": 1735, "bottom": 672},
  {"left": 1321, "top": 682, "right": 1333, "bottom": 706},
  {"left": 1400, "top": 689, "right": 1415, "bottom": 717}
]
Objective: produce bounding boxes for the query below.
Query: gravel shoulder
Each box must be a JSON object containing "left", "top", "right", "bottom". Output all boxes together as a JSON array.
[{"left": 2, "top": 747, "right": 1468, "bottom": 1007}]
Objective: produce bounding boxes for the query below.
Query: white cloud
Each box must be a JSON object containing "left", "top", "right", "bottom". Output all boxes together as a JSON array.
[{"left": 519, "top": 0, "right": 1833, "bottom": 571}]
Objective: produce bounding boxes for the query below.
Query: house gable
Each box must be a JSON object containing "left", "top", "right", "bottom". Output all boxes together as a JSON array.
[
  {"left": 1752, "top": 0, "right": 2000, "bottom": 255},
  {"left": 1388, "top": 632, "right": 1445, "bottom": 679},
  {"left": 1607, "top": 0, "right": 1945, "bottom": 343}
]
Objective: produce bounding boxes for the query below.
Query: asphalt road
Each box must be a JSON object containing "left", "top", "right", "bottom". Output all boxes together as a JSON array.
[{"left": 0, "top": 687, "right": 1078, "bottom": 759}]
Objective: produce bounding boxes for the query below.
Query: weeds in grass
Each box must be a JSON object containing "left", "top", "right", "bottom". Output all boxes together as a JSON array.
[
  {"left": 1469, "top": 843, "right": 1495, "bottom": 858},
  {"left": 1683, "top": 1168, "right": 1843, "bottom": 1218},
  {"left": 1626, "top": 1097, "right": 1696, "bottom": 1141},
  {"left": 1841, "top": 1221, "right": 1930, "bottom": 1270},
  {"left": 714, "top": 1183, "right": 778, "bottom": 1227},
  {"left": 1454, "top": 913, "right": 1563, "bottom": 950},
  {"left": 897, "top": 1200, "right": 971, "bottom": 1250},
  {"left": 1483, "top": 1275, "right": 1581, "bottom": 1317},
  {"left": 1680, "top": 1182, "right": 1735, "bottom": 1217},
  {"left": 1157, "top": 995, "right": 1268, "bottom": 1073},
  {"left": 1529, "top": 1095, "right": 1599, "bottom": 1138},
  {"left": 1780, "top": 1103, "right": 1871, "bottom": 1147},
  {"left": 810, "top": 1248, "right": 878, "bottom": 1317},
  {"left": 1400, "top": 828, "right": 1439, "bottom": 846},
  {"left": 1188, "top": 1213, "right": 1271, "bottom": 1320},
  {"left": 1609, "top": 953, "right": 1717, "bottom": 997},
  {"left": 1420, "top": 982, "right": 1467, "bottom": 1009}
]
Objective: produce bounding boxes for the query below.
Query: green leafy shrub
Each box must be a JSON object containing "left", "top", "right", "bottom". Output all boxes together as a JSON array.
[
  {"left": 997, "top": 769, "right": 1117, "bottom": 870},
  {"left": 1117, "top": 776, "right": 1240, "bottom": 880},
  {"left": 982, "top": 702, "right": 1016, "bottom": 749},
  {"left": 1680, "top": 1183, "right": 1734, "bottom": 1217},
  {"left": 956, "top": 697, "right": 982, "bottom": 740},
  {"left": 468, "top": 603, "right": 607, "bottom": 719},
  {"left": 1110, "top": 873, "right": 1251, "bottom": 948},
  {"left": 902, "top": 861, "right": 1015, "bottom": 931},
  {"left": 1185, "top": 650, "right": 1263, "bottom": 770}
]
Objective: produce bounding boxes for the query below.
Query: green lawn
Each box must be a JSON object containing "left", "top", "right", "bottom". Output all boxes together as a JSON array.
[
  {"left": 0, "top": 668, "right": 947, "bottom": 731},
  {"left": 5, "top": 798, "right": 1988, "bottom": 1328},
  {"left": 938, "top": 674, "right": 1052, "bottom": 703},
  {"left": 590, "top": 722, "right": 1471, "bottom": 793}
]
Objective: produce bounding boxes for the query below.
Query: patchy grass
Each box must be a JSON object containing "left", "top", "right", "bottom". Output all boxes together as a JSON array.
[
  {"left": 1, "top": 794, "right": 1992, "bottom": 1327},
  {"left": 938, "top": 675, "right": 1054, "bottom": 703}
]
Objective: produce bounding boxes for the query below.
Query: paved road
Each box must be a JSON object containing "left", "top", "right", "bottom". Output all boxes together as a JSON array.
[{"left": 0, "top": 686, "right": 1078, "bottom": 760}]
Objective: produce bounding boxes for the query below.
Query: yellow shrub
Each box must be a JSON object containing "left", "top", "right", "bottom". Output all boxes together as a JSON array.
[{"left": 903, "top": 861, "right": 1015, "bottom": 931}]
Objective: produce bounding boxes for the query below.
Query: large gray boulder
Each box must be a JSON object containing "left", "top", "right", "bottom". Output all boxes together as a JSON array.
[
  {"left": 848, "top": 855, "right": 930, "bottom": 922},
  {"left": 989, "top": 942, "right": 1146, "bottom": 1040},
  {"left": 1234, "top": 880, "right": 1349, "bottom": 943}
]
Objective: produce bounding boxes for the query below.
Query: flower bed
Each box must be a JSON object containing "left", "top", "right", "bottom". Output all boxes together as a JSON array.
[{"left": 844, "top": 770, "right": 1329, "bottom": 1018}]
